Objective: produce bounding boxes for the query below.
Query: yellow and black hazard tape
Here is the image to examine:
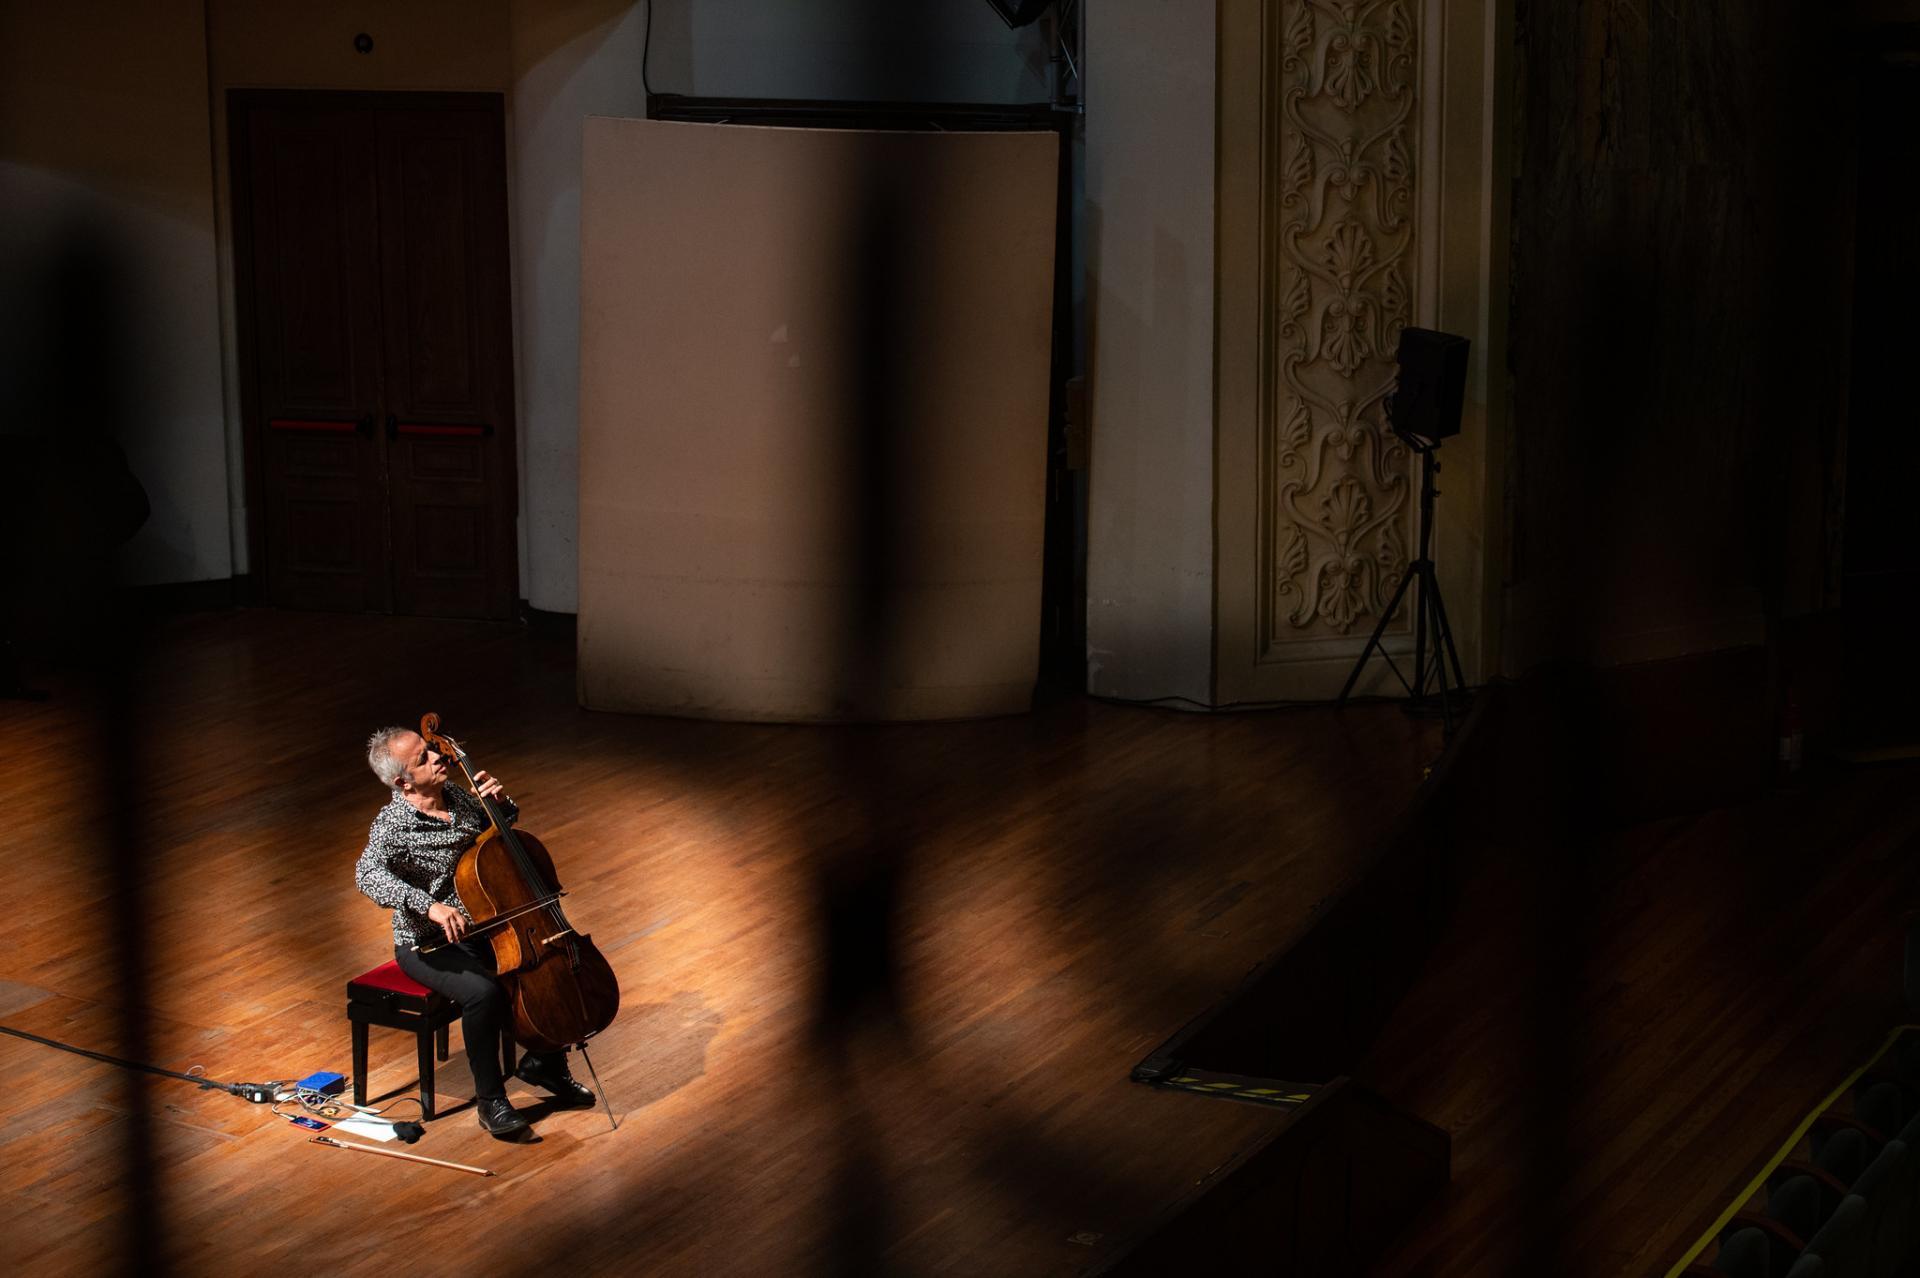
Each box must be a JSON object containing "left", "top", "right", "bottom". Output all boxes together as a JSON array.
[
  {"left": 1157, "top": 1070, "right": 1317, "bottom": 1108},
  {"left": 1663, "top": 1024, "right": 1920, "bottom": 1277}
]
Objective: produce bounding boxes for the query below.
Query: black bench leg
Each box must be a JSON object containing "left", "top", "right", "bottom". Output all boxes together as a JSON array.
[
  {"left": 436, "top": 1021, "right": 449, "bottom": 1062},
  {"left": 417, "top": 1026, "right": 436, "bottom": 1121},
  {"left": 352, "top": 1020, "right": 369, "bottom": 1108}
]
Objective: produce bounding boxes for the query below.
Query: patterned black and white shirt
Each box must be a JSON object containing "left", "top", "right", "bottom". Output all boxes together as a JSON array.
[{"left": 355, "top": 785, "right": 518, "bottom": 949}]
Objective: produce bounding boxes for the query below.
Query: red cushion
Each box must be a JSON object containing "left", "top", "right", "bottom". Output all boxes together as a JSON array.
[{"left": 349, "top": 960, "right": 432, "bottom": 997}]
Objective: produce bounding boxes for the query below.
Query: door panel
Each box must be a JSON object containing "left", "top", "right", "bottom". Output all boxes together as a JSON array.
[
  {"left": 375, "top": 104, "right": 518, "bottom": 620},
  {"left": 386, "top": 135, "right": 478, "bottom": 407},
  {"left": 388, "top": 428, "right": 496, "bottom": 618},
  {"left": 270, "top": 130, "right": 368, "bottom": 404},
  {"left": 240, "top": 104, "right": 388, "bottom": 613}
]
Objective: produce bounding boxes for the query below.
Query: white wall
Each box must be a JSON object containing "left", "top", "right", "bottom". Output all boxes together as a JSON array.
[
  {"left": 508, "top": 3, "right": 651, "bottom": 613},
  {"left": 1, "top": 0, "right": 231, "bottom": 586},
  {"left": 1083, "top": 0, "right": 1216, "bottom": 702}
]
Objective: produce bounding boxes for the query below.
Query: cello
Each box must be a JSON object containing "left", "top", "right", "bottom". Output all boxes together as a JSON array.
[{"left": 415, "top": 713, "right": 621, "bottom": 1059}]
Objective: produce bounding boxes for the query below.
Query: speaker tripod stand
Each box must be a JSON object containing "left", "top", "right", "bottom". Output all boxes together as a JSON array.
[{"left": 1337, "top": 433, "right": 1470, "bottom": 738}]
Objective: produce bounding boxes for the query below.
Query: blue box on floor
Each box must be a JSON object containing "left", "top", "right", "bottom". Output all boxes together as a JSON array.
[{"left": 298, "top": 1070, "right": 346, "bottom": 1097}]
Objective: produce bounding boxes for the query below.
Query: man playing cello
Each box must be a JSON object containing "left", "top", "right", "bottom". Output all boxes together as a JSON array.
[{"left": 355, "top": 726, "right": 595, "bottom": 1136}]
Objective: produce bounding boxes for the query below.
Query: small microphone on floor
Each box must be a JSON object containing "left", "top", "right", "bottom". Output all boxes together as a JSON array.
[{"left": 393, "top": 1121, "right": 425, "bottom": 1144}]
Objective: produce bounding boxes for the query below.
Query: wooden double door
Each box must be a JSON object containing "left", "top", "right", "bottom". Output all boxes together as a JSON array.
[{"left": 232, "top": 91, "right": 518, "bottom": 619}]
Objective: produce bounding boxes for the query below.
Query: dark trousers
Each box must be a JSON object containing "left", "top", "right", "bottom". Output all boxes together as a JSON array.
[{"left": 394, "top": 939, "right": 555, "bottom": 1100}]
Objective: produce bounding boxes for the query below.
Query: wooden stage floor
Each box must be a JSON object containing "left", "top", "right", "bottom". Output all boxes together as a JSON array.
[{"left": 0, "top": 610, "right": 1443, "bottom": 1276}]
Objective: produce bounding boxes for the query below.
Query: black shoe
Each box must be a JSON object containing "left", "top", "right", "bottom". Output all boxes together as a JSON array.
[
  {"left": 476, "top": 1095, "right": 530, "bottom": 1136},
  {"left": 515, "top": 1052, "right": 595, "bottom": 1108}
]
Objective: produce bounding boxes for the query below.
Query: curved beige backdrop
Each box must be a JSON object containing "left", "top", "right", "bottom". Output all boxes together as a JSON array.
[{"left": 578, "top": 119, "right": 1057, "bottom": 721}]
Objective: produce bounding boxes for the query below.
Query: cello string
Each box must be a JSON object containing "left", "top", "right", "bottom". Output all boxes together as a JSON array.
[
  {"left": 457, "top": 757, "right": 572, "bottom": 940},
  {"left": 440, "top": 738, "right": 579, "bottom": 971}
]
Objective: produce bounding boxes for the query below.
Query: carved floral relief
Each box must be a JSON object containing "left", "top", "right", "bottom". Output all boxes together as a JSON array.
[{"left": 1259, "top": 0, "right": 1417, "bottom": 648}]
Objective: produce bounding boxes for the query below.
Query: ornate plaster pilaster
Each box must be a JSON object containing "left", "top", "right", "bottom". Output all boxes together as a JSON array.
[{"left": 1257, "top": 0, "right": 1418, "bottom": 653}]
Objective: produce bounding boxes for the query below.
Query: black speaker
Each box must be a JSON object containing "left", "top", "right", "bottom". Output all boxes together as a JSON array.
[{"left": 1389, "top": 327, "right": 1469, "bottom": 442}]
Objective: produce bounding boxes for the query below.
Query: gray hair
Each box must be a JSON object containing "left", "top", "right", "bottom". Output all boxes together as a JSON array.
[{"left": 366, "top": 726, "right": 414, "bottom": 789}]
